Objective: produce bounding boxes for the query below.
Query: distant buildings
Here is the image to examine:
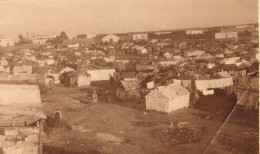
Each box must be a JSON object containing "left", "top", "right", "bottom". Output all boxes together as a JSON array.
[
  {"left": 32, "top": 35, "right": 55, "bottom": 44},
  {"left": 215, "top": 32, "right": 238, "bottom": 39},
  {"left": 102, "top": 34, "right": 120, "bottom": 43},
  {"left": 221, "top": 26, "right": 257, "bottom": 33},
  {"left": 74, "top": 34, "right": 87, "bottom": 39},
  {"left": 186, "top": 30, "right": 205, "bottom": 34},
  {"left": 132, "top": 34, "right": 148, "bottom": 41},
  {"left": 0, "top": 34, "right": 15, "bottom": 47}
]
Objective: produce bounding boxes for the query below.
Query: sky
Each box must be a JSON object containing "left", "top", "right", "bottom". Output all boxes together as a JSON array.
[{"left": 0, "top": 0, "right": 258, "bottom": 38}]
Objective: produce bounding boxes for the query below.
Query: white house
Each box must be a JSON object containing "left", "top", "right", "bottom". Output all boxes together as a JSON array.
[
  {"left": 60, "top": 67, "right": 76, "bottom": 74},
  {"left": 0, "top": 84, "right": 41, "bottom": 106},
  {"left": 87, "top": 68, "right": 115, "bottom": 81},
  {"left": 12, "top": 65, "right": 32, "bottom": 74},
  {"left": 185, "top": 50, "right": 205, "bottom": 58},
  {"left": 68, "top": 43, "right": 80, "bottom": 48},
  {"left": 102, "top": 34, "right": 120, "bottom": 43},
  {"left": 145, "top": 84, "right": 190, "bottom": 113},
  {"left": 0, "top": 38, "right": 15, "bottom": 47},
  {"left": 135, "top": 46, "right": 147, "bottom": 54},
  {"left": 236, "top": 25, "right": 254, "bottom": 29},
  {"left": 77, "top": 74, "right": 91, "bottom": 87},
  {"left": 44, "top": 59, "right": 55, "bottom": 65},
  {"left": 132, "top": 34, "right": 148, "bottom": 41},
  {"left": 215, "top": 32, "right": 238, "bottom": 39},
  {"left": 32, "top": 35, "right": 55, "bottom": 44},
  {"left": 186, "top": 30, "right": 204, "bottom": 34}
]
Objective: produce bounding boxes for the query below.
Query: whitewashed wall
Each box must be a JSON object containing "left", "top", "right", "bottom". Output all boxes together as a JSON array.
[
  {"left": 0, "top": 84, "right": 41, "bottom": 106},
  {"left": 87, "top": 69, "right": 115, "bottom": 81}
]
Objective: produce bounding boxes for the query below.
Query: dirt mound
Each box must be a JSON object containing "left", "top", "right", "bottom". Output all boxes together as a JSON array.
[
  {"left": 152, "top": 126, "right": 205, "bottom": 145},
  {"left": 218, "top": 133, "right": 259, "bottom": 154}
]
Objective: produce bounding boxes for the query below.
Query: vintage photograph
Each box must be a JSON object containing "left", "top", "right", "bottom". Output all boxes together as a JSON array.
[{"left": 0, "top": 0, "right": 259, "bottom": 154}]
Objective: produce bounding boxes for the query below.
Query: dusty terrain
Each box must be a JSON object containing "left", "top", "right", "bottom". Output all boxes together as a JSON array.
[{"left": 41, "top": 82, "right": 258, "bottom": 154}]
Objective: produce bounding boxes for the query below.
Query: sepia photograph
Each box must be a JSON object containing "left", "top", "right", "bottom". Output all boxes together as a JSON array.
[{"left": 0, "top": 0, "right": 259, "bottom": 153}]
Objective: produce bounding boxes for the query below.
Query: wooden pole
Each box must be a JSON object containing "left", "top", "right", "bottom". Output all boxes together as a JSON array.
[{"left": 39, "top": 119, "right": 43, "bottom": 154}]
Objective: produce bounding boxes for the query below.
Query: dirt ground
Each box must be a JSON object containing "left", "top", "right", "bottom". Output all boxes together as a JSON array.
[{"left": 41, "top": 82, "right": 259, "bottom": 154}]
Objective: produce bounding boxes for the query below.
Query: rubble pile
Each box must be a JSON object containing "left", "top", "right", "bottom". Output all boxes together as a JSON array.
[{"left": 152, "top": 126, "right": 205, "bottom": 145}]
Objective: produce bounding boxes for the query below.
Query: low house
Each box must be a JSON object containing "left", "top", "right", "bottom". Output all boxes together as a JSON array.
[
  {"left": 195, "top": 77, "right": 234, "bottom": 92},
  {"left": 104, "top": 56, "right": 116, "bottom": 62},
  {"left": 102, "top": 34, "right": 120, "bottom": 43},
  {"left": 44, "top": 59, "right": 55, "bottom": 65},
  {"left": 136, "top": 64, "right": 154, "bottom": 72},
  {"left": 132, "top": 34, "right": 148, "bottom": 41},
  {"left": 185, "top": 50, "right": 205, "bottom": 58},
  {"left": 172, "top": 55, "right": 185, "bottom": 61},
  {"left": 87, "top": 68, "right": 115, "bottom": 81},
  {"left": 0, "top": 84, "right": 45, "bottom": 154},
  {"left": 116, "top": 80, "right": 141, "bottom": 100},
  {"left": 68, "top": 43, "right": 80, "bottom": 48},
  {"left": 215, "top": 32, "right": 238, "bottom": 39},
  {"left": 0, "top": 65, "right": 10, "bottom": 73},
  {"left": 63, "top": 36, "right": 93, "bottom": 47},
  {"left": 162, "top": 52, "right": 172, "bottom": 59},
  {"left": 62, "top": 70, "right": 91, "bottom": 87},
  {"left": 77, "top": 73, "right": 91, "bottom": 87},
  {"left": 116, "top": 71, "right": 136, "bottom": 81},
  {"left": 114, "top": 60, "right": 135, "bottom": 71},
  {"left": 145, "top": 84, "right": 190, "bottom": 113},
  {"left": 12, "top": 65, "right": 32, "bottom": 74},
  {"left": 36, "top": 67, "right": 60, "bottom": 85},
  {"left": 60, "top": 66, "right": 76, "bottom": 74},
  {"left": 158, "top": 60, "right": 180, "bottom": 67},
  {"left": 136, "top": 46, "right": 148, "bottom": 54},
  {"left": 0, "top": 37, "right": 15, "bottom": 47},
  {"left": 32, "top": 35, "right": 54, "bottom": 44},
  {"left": 220, "top": 57, "right": 240, "bottom": 65},
  {"left": 186, "top": 30, "right": 204, "bottom": 34}
]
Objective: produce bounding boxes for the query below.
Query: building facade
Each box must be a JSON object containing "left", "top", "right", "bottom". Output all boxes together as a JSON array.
[
  {"left": 132, "top": 34, "right": 148, "bottom": 41},
  {"left": 32, "top": 35, "right": 55, "bottom": 44},
  {"left": 102, "top": 34, "right": 120, "bottom": 43}
]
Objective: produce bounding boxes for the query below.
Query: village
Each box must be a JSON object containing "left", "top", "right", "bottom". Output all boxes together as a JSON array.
[{"left": 0, "top": 23, "right": 259, "bottom": 154}]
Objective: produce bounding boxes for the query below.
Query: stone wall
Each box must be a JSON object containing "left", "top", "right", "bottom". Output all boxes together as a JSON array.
[{"left": 0, "top": 127, "right": 39, "bottom": 154}]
